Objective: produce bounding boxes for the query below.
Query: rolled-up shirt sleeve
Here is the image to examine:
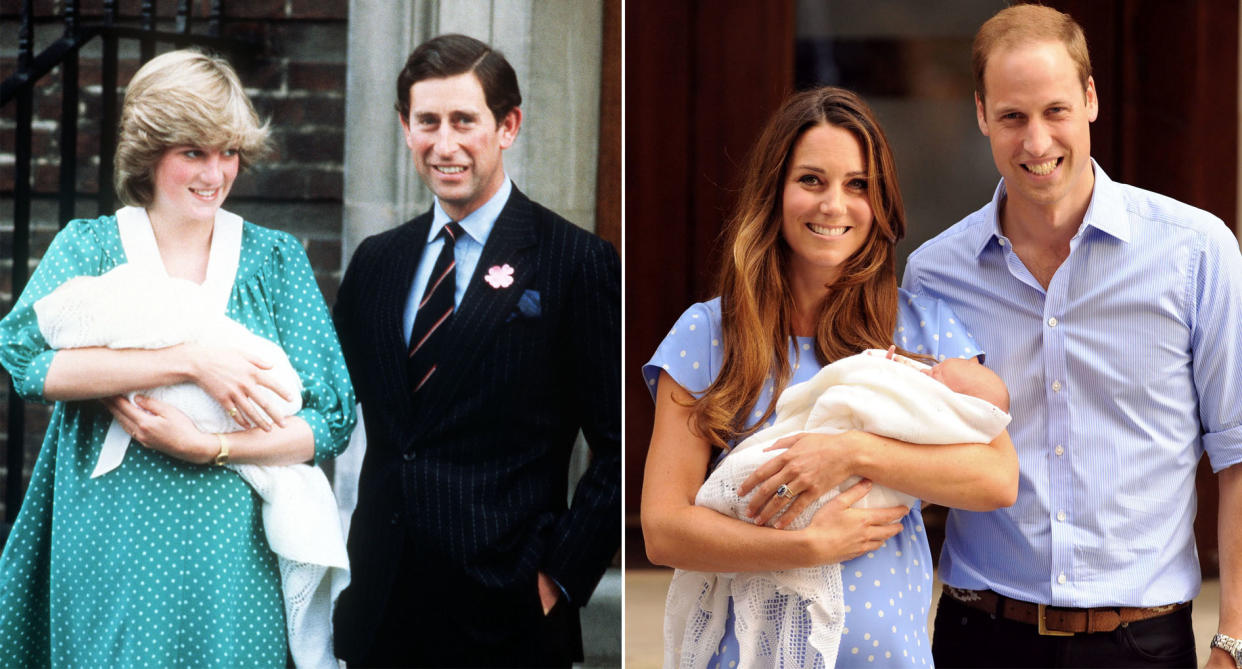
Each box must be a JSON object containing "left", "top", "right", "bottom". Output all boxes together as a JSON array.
[{"left": 1191, "top": 222, "right": 1242, "bottom": 472}]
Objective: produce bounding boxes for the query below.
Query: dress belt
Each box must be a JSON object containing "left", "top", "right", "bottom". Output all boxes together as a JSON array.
[{"left": 942, "top": 586, "right": 1189, "bottom": 636}]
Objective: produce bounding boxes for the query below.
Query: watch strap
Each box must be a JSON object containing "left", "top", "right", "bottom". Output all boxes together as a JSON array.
[
  {"left": 213, "top": 433, "right": 230, "bottom": 466},
  {"left": 1212, "top": 633, "right": 1242, "bottom": 668}
]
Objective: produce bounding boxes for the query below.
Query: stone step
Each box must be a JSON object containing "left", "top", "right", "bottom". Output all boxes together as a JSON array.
[{"left": 580, "top": 566, "right": 621, "bottom": 668}]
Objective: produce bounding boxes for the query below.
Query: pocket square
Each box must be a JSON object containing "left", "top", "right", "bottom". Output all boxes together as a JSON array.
[{"left": 505, "top": 289, "right": 541, "bottom": 322}]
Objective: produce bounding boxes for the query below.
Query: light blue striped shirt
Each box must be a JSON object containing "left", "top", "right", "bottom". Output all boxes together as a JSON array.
[
  {"left": 903, "top": 162, "right": 1242, "bottom": 607},
  {"left": 403, "top": 176, "right": 512, "bottom": 345}
]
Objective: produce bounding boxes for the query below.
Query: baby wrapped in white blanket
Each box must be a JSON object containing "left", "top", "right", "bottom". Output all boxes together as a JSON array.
[
  {"left": 665, "top": 349, "right": 1011, "bottom": 669},
  {"left": 34, "top": 262, "right": 348, "bottom": 669},
  {"left": 36, "top": 263, "right": 304, "bottom": 437}
]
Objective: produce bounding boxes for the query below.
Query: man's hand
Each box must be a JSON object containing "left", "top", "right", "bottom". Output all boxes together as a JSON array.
[{"left": 537, "top": 571, "right": 562, "bottom": 615}]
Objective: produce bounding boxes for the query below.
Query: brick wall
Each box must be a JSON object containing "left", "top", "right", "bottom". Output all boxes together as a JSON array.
[{"left": 0, "top": 0, "right": 349, "bottom": 519}]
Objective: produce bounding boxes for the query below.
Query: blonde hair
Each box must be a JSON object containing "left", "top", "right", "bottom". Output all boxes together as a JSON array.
[
  {"left": 691, "top": 87, "right": 907, "bottom": 448},
  {"left": 114, "top": 49, "right": 270, "bottom": 206},
  {"left": 973, "top": 4, "right": 1092, "bottom": 103}
]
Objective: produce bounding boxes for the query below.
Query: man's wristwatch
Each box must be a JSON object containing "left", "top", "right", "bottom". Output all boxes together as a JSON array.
[{"left": 1212, "top": 633, "right": 1242, "bottom": 668}]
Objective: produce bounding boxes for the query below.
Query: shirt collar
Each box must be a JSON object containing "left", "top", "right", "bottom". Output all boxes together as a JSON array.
[
  {"left": 973, "top": 158, "right": 1130, "bottom": 258},
  {"left": 1078, "top": 162, "right": 1130, "bottom": 243},
  {"left": 428, "top": 175, "right": 513, "bottom": 245}
]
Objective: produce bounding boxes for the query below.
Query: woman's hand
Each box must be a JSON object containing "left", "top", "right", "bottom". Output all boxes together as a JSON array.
[
  {"left": 802, "top": 480, "right": 908, "bottom": 564},
  {"left": 182, "top": 342, "right": 296, "bottom": 431},
  {"left": 103, "top": 395, "right": 216, "bottom": 465},
  {"left": 739, "top": 431, "right": 858, "bottom": 527}
]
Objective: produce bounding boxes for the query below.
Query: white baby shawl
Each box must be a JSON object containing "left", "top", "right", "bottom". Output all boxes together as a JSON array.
[
  {"left": 665, "top": 350, "right": 1011, "bottom": 669},
  {"left": 33, "top": 207, "right": 349, "bottom": 669}
]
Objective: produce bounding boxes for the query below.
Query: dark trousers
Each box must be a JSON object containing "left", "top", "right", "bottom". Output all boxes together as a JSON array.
[
  {"left": 358, "top": 532, "right": 578, "bottom": 668},
  {"left": 932, "top": 594, "right": 1197, "bottom": 668}
]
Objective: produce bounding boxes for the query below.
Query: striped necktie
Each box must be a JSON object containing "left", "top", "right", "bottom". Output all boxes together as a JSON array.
[{"left": 408, "top": 221, "right": 464, "bottom": 393}]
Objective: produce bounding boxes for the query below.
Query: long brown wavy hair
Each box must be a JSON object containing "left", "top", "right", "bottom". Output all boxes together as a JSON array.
[{"left": 691, "top": 86, "right": 908, "bottom": 448}]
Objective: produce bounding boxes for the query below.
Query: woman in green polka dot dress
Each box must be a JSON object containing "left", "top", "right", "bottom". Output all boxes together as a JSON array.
[{"left": 0, "top": 50, "right": 355, "bottom": 667}]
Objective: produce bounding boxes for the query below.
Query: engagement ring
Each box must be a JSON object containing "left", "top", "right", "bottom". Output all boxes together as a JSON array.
[{"left": 775, "top": 484, "right": 796, "bottom": 500}]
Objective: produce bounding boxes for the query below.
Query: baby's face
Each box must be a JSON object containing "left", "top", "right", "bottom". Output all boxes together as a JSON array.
[
  {"left": 925, "top": 357, "right": 1009, "bottom": 411},
  {"left": 926, "top": 357, "right": 977, "bottom": 389}
]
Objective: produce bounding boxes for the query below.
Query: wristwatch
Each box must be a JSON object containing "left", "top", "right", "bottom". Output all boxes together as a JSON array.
[{"left": 1212, "top": 633, "right": 1242, "bottom": 668}]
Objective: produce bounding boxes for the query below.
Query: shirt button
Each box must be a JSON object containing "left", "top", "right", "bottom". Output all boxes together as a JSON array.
[
  {"left": 1047, "top": 317, "right": 1058, "bottom": 327},
  {"left": 1057, "top": 573, "right": 1067, "bottom": 585},
  {"left": 403, "top": 450, "right": 417, "bottom": 461},
  {"left": 1052, "top": 380, "right": 1062, "bottom": 392},
  {"left": 998, "top": 238, "right": 1007, "bottom": 247},
  {"left": 1056, "top": 510, "right": 1066, "bottom": 522},
  {"left": 1055, "top": 445, "right": 1064, "bottom": 456}
]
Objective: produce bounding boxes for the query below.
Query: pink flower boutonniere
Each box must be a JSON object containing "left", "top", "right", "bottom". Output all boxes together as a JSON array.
[{"left": 484, "top": 264, "right": 515, "bottom": 289}]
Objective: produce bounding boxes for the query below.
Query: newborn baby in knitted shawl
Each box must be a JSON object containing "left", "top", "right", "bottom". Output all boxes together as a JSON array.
[
  {"left": 34, "top": 262, "right": 302, "bottom": 437},
  {"left": 34, "top": 262, "right": 347, "bottom": 669},
  {"left": 665, "top": 349, "right": 1011, "bottom": 669}
]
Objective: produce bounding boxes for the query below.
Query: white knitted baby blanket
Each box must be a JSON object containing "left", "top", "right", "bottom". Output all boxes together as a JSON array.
[
  {"left": 33, "top": 206, "right": 349, "bottom": 669},
  {"left": 665, "top": 350, "right": 1011, "bottom": 669}
]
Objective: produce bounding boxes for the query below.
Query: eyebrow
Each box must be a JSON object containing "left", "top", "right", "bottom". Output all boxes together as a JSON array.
[
  {"left": 994, "top": 99, "right": 1073, "bottom": 114},
  {"left": 792, "top": 165, "right": 867, "bottom": 177},
  {"left": 413, "top": 108, "right": 481, "bottom": 117}
]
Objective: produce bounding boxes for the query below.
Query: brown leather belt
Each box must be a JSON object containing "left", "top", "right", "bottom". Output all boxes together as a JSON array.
[{"left": 942, "top": 587, "right": 1189, "bottom": 636}]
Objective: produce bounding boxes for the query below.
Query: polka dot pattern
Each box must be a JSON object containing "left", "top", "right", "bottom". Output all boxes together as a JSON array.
[
  {"left": 0, "top": 216, "right": 356, "bottom": 666},
  {"left": 644, "top": 291, "right": 982, "bottom": 667}
]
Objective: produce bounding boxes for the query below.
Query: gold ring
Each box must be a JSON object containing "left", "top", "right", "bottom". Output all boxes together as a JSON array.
[
  {"left": 228, "top": 408, "right": 239, "bottom": 417},
  {"left": 775, "top": 484, "right": 796, "bottom": 500}
]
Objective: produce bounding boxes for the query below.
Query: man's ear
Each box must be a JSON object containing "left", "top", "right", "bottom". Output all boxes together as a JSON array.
[
  {"left": 975, "top": 91, "right": 990, "bottom": 137},
  {"left": 1084, "top": 76, "right": 1099, "bottom": 123},
  {"left": 497, "top": 107, "right": 523, "bottom": 149},
  {"left": 399, "top": 112, "right": 415, "bottom": 150}
]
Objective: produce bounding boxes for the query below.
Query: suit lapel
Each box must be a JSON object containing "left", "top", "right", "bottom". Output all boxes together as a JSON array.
[
  {"left": 411, "top": 189, "right": 539, "bottom": 430},
  {"left": 377, "top": 214, "right": 434, "bottom": 399}
]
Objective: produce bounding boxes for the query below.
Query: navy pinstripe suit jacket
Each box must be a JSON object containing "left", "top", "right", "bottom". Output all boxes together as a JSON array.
[{"left": 331, "top": 188, "right": 620, "bottom": 658}]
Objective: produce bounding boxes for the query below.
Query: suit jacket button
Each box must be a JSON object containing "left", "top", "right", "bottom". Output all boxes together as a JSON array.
[
  {"left": 403, "top": 450, "right": 416, "bottom": 461},
  {"left": 390, "top": 512, "right": 400, "bottom": 526}
]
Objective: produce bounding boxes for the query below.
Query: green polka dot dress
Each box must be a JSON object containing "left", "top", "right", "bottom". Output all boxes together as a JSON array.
[{"left": 0, "top": 216, "right": 356, "bottom": 667}]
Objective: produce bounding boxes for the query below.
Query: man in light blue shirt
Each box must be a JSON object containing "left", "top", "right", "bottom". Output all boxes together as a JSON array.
[{"left": 903, "top": 5, "right": 1242, "bottom": 668}]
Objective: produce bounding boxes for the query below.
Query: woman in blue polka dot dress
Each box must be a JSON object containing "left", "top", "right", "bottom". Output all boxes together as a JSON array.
[
  {"left": 0, "top": 50, "right": 355, "bottom": 667},
  {"left": 641, "top": 87, "right": 1018, "bottom": 668}
]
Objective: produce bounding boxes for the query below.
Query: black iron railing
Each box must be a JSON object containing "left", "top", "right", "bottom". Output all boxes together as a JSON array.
[{"left": 2, "top": 0, "right": 251, "bottom": 526}]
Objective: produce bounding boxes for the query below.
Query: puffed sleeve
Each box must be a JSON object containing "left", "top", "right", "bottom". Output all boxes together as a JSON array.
[
  {"left": 643, "top": 300, "right": 723, "bottom": 401},
  {"left": 0, "top": 220, "right": 109, "bottom": 402},
  {"left": 896, "top": 290, "right": 985, "bottom": 362},
  {"left": 266, "top": 233, "right": 356, "bottom": 464}
]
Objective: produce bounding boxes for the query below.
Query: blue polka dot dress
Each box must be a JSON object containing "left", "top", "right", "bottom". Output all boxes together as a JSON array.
[
  {"left": 0, "top": 215, "right": 356, "bottom": 667},
  {"left": 644, "top": 291, "right": 983, "bottom": 668}
]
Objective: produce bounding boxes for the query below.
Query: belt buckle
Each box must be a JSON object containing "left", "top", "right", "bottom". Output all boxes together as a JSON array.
[{"left": 1037, "top": 604, "right": 1075, "bottom": 636}]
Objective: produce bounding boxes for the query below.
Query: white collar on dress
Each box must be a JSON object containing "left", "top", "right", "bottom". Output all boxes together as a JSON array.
[{"left": 115, "top": 205, "right": 243, "bottom": 315}]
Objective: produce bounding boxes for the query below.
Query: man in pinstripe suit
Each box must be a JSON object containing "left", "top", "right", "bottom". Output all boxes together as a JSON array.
[{"left": 331, "top": 34, "right": 620, "bottom": 667}]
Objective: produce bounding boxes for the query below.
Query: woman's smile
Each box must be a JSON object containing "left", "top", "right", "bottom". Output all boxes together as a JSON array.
[
  {"left": 781, "top": 122, "right": 874, "bottom": 287},
  {"left": 807, "top": 222, "right": 852, "bottom": 237}
]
